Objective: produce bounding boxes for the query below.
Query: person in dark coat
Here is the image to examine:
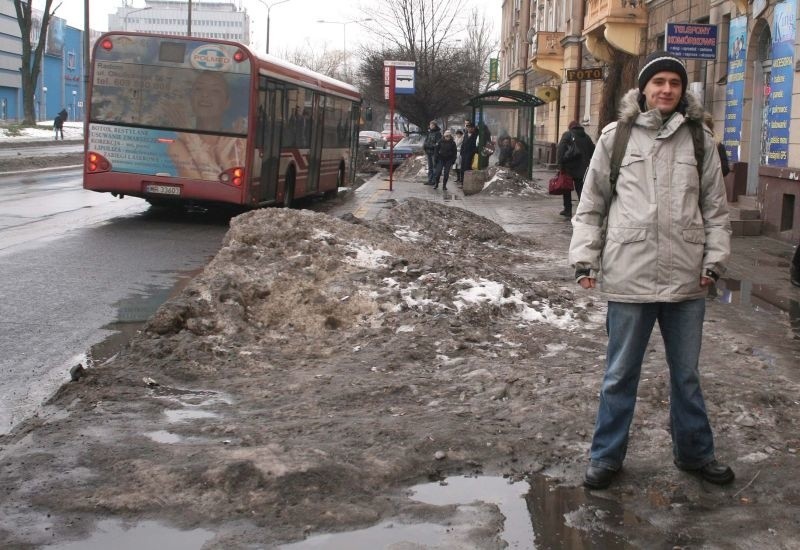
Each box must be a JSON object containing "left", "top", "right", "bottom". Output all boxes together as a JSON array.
[
  {"left": 458, "top": 123, "right": 478, "bottom": 183},
  {"left": 432, "top": 130, "right": 458, "bottom": 191},
  {"left": 509, "top": 139, "right": 529, "bottom": 175},
  {"left": 556, "top": 120, "right": 595, "bottom": 217},
  {"left": 497, "top": 136, "right": 513, "bottom": 167},
  {"left": 423, "top": 120, "right": 443, "bottom": 185},
  {"left": 53, "top": 108, "right": 68, "bottom": 140}
]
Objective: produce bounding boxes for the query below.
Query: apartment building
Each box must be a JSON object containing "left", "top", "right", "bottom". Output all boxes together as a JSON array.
[
  {"left": 109, "top": 0, "right": 249, "bottom": 43},
  {"left": 499, "top": 0, "right": 799, "bottom": 243}
]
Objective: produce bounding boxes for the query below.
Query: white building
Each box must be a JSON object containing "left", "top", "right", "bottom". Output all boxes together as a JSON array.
[{"left": 109, "top": 0, "right": 250, "bottom": 43}]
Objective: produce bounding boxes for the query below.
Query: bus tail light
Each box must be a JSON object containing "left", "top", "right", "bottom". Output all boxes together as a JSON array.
[
  {"left": 87, "top": 152, "right": 111, "bottom": 173},
  {"left": 219, "top": 167, "right": 244, "bottom": 187},
  {"left": 101, "top": 38, "right": 113, "bottom": 51},
  {"left": 233, "top": 50, "right": 246, "bottom": 63}
]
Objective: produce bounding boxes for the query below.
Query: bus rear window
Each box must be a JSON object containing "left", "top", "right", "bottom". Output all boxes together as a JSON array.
[{"left": 90, "top": 62, "right": 249, "bottom": 135}]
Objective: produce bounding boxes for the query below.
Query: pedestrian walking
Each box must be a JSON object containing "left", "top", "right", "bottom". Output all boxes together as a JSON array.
[
  {"left": 556, "top": 121, "right": 595, "bottom": 217},
  {"left": 423, "top": 120, "right": 442, "bottom": 185},
  {"left": 432, "top": 130, "right": 457, "bottom": 191},
  {"left": 458, "top": 123, "right": 478, "bottom": 182},
  {"left": 53, "top": 108, "right": 68, "bottom": 140},
  {"left": 568, "top": 52, "right": 734, "bottom": 490},
  {"left": 791, "top": 240, "right": 800, "bottom": 287},
  {"left": 453, "top": 129, "right": 464, "bottom": 184}
]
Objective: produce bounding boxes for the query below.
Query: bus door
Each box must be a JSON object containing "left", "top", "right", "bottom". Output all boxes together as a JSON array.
[
  {"left": 257, "top": 79, "right": 284, "bottom": 203},
  {"left": 305, "top": 94, "right": 325, "bottom": 193}
]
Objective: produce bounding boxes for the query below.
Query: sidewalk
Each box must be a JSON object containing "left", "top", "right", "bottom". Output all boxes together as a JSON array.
[{"left": 335, "top": 163, "right": 800, "bottom": 330}]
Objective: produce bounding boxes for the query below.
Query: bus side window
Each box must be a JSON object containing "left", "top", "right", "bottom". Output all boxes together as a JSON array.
[{"left": 256, "top": 104, "right": 266, "bottom": 149}]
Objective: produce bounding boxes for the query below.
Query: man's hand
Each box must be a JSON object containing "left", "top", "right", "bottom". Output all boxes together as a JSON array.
[
  {"left": 579, "top": 277, "right": 596, "bottom": 289},
  {"left": 700, "top": 276, "right": 714, "bottom": 287}
]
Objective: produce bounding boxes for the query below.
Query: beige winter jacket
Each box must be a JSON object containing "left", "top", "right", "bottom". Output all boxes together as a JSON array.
[{"left": 568, "top": 89, "right": 731, "bottom": 303}]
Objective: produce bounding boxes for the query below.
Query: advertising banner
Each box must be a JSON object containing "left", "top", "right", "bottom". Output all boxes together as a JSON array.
[
  {"left": 89, "top": 123, "right": 246, "bottom": 181},
  {"left": 723, "top": 16, "right": 747, "bottom": 163},
  {"left": 765, "top": 0, "right": 796, "bottom": 166},
  {"left": 665, "top": 23, "right": 717, "bottom": 60}
]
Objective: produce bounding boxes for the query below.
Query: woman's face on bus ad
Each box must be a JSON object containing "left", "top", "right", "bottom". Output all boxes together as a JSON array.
[{"left": 191, "top": 72, "right": 230, "bottom": 122}]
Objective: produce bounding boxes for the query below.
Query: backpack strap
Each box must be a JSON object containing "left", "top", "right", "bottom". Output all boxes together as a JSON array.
[
  {"left": 609, "top": 121, "right": 632, "bottom": 196},
  {"left": 688, "top": 119, "right": 705, "bottom": 183}
]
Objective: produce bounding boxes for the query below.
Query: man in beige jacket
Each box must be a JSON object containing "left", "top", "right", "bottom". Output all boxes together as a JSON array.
[{"left": 569, "top": 52, "right": 733, "bottom": 490}]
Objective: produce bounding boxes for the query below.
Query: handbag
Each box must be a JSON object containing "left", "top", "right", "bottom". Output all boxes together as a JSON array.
[
  {"left": 548, "top": 170, "right": 574, "bottom": 195},
  {"left": 471, "top": 153, "right": 480, "bottom": 170},
  {"left": 561, "top": 133, "right": 581, "bottom": 163}
]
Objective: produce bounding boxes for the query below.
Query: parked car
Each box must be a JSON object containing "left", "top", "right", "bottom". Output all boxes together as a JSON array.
[
  {"left": 376, "top": 133, "right": 426, "bottom": 168},
  {"left": 359, "top": 130, "right": 386, "bottom": 149},
  {"left": 381, "top": 129, "right": 405, "bottom": 144}
]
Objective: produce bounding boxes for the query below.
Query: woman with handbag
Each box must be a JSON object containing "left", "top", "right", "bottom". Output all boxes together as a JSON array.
[{"left": 556, "top": 120, "right": 595, "bottom": 218}]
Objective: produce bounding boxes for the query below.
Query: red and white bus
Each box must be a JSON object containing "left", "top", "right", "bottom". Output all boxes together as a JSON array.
[{"left": 83, "top": 32, "right": 362, "bottom": 208}]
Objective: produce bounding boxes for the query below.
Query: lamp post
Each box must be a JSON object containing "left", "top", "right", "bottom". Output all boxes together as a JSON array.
[
  {"left": 72, "top": 90, "right": 77, "bottom": 119},
  {"left": 316, "top": 18, "right": 372, "bottom": 76},
  {"left": 256, "top": 0, "right": 292, "bottom": 55},
  {"left": 41, "top": 86, "right": 47, "bottom": 121},
  {"left": 124, "top": 6, "right": 152, "bottom": 31}
]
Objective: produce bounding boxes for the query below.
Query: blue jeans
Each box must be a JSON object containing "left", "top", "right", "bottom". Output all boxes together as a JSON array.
[
  {"left": 590, "top": 299, "right": 716, "bottom": 471},
  {"left": 426, "top": 150, "right": 436, "bottom": 183}
]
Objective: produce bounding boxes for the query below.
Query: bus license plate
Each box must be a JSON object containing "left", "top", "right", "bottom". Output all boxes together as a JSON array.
[{"left": 145, "top": 184, "right": 181, "bottom": 196}]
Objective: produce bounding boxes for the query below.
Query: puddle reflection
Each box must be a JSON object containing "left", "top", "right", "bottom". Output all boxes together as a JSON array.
[
  {"left": 714, "top": 277, "right": 800, "bottom": 338},
  {"left": 49, "top": 519, "right": 214, "bottom": 549}
]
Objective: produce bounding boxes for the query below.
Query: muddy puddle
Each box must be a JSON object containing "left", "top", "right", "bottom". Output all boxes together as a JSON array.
[{"left": 282, "top": 475, "right": 650, "bottom": 549}]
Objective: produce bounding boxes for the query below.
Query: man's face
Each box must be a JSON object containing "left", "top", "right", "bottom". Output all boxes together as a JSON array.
[{"left": 642, "top": 71, "right": 683, "bottom": 114}]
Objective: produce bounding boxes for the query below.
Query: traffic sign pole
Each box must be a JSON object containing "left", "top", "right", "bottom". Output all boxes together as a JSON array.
[{"left": 388, "top": 65, "right": 396, "bottom": 191}]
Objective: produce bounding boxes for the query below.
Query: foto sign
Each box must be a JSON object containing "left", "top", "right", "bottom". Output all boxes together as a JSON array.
[
  {"left": 565, "top": 67, "right": 603, "bottom": 81},
  {"left": 665, "top": 23, "right": 718, "bottom": 60}
]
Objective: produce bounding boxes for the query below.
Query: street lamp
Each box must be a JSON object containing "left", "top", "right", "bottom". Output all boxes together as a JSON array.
[
  {"left": 124, "top": 6, "right": 152, "bottom": 32},
  {"left": 256, "top": 0, "right": 292, "bottom": 55},
  {"left": 72, "top": 90, "right": 77, "bottom": 119},
  {"left": 41, "top": 86, "right": 47, "bottom": 121},
  {"left": 316, "top": 18, "right": 373, "bottom": 75}
]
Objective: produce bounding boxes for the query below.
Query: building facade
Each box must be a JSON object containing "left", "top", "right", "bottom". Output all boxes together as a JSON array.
[
  {"left": 109, "top": 0, "right": 249, "bottom": 43},
  {"left": 0, "top": 1, "right": 86, "bottom": 123},
  {"left": 498, "top": 0, "right": 800, "bottom": 243}
]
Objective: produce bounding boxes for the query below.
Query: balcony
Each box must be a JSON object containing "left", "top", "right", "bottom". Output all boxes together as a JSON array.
[
  {"left": 583, "top": 0, "right": 648, "bottom": 56},
  {"left": 530, "top": 31, "right": 564, "bottom": 80}
]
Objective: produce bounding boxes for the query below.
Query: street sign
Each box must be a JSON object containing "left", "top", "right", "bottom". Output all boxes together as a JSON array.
[
  {"left": 395, "top": 68, "right": 415, "bottom": 95},
  {"left": 565, "top": 67, "right": 603, "bottom": 81}
]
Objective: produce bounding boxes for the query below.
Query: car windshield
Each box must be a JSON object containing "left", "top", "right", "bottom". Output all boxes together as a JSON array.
[{"left": 397, "top": 135, "right": 424, "bottom": 147}]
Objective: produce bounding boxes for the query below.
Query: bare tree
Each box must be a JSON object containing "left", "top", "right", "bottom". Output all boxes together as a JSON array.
[
  {"left": 277, "top": 41, "right": 347, "bottom": 80},
  {"left": 356, "top": 0, "right": 484, "bottom": 129},
  {"left": 464, "top": 7, "right": 498, "bottom": 94},
  {"left": 14, "top": 0, "right": 57, "bottom": 125}
]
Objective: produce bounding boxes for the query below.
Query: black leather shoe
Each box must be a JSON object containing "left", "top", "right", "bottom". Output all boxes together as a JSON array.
[
  {"left": 584, "top": 465, "right": 617, "bottom": 489},
  {"left": 677, "top": 460, "right": 735, "bottom": 485}
]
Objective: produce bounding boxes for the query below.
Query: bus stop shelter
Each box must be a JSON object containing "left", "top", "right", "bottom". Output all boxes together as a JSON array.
[{"left": 467, "top": 90, "right": 545, "bottom": 179}]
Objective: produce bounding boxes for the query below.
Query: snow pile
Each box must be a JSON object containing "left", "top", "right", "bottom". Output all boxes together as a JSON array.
[
  {"left": 479, "top": 166, "right": 549, "bottom": 197},
  {"left": 0, "top": 121, "right": 83, "bottom": 142},
  {"left": 140, "top": 198, "right": 591, "bottom": 379}
]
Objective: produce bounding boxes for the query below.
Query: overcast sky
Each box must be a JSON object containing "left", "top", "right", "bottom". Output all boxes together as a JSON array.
[{"left": 34, "top": 0, "right": 500, "bottom": 57}]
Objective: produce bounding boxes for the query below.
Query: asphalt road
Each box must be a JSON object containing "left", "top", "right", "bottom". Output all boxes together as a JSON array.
[{"left": 0, "top": 167, "right": 230, "bottom": 434}]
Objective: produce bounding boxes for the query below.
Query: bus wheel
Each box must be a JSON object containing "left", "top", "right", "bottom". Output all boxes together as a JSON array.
[{"left": 283, "top": 168, "right": 295, "bottom": 208}]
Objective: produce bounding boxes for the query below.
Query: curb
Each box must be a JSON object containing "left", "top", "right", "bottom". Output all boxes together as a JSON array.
[{"left": 0, "top": 164, "right": 83, "bottom": 178}]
